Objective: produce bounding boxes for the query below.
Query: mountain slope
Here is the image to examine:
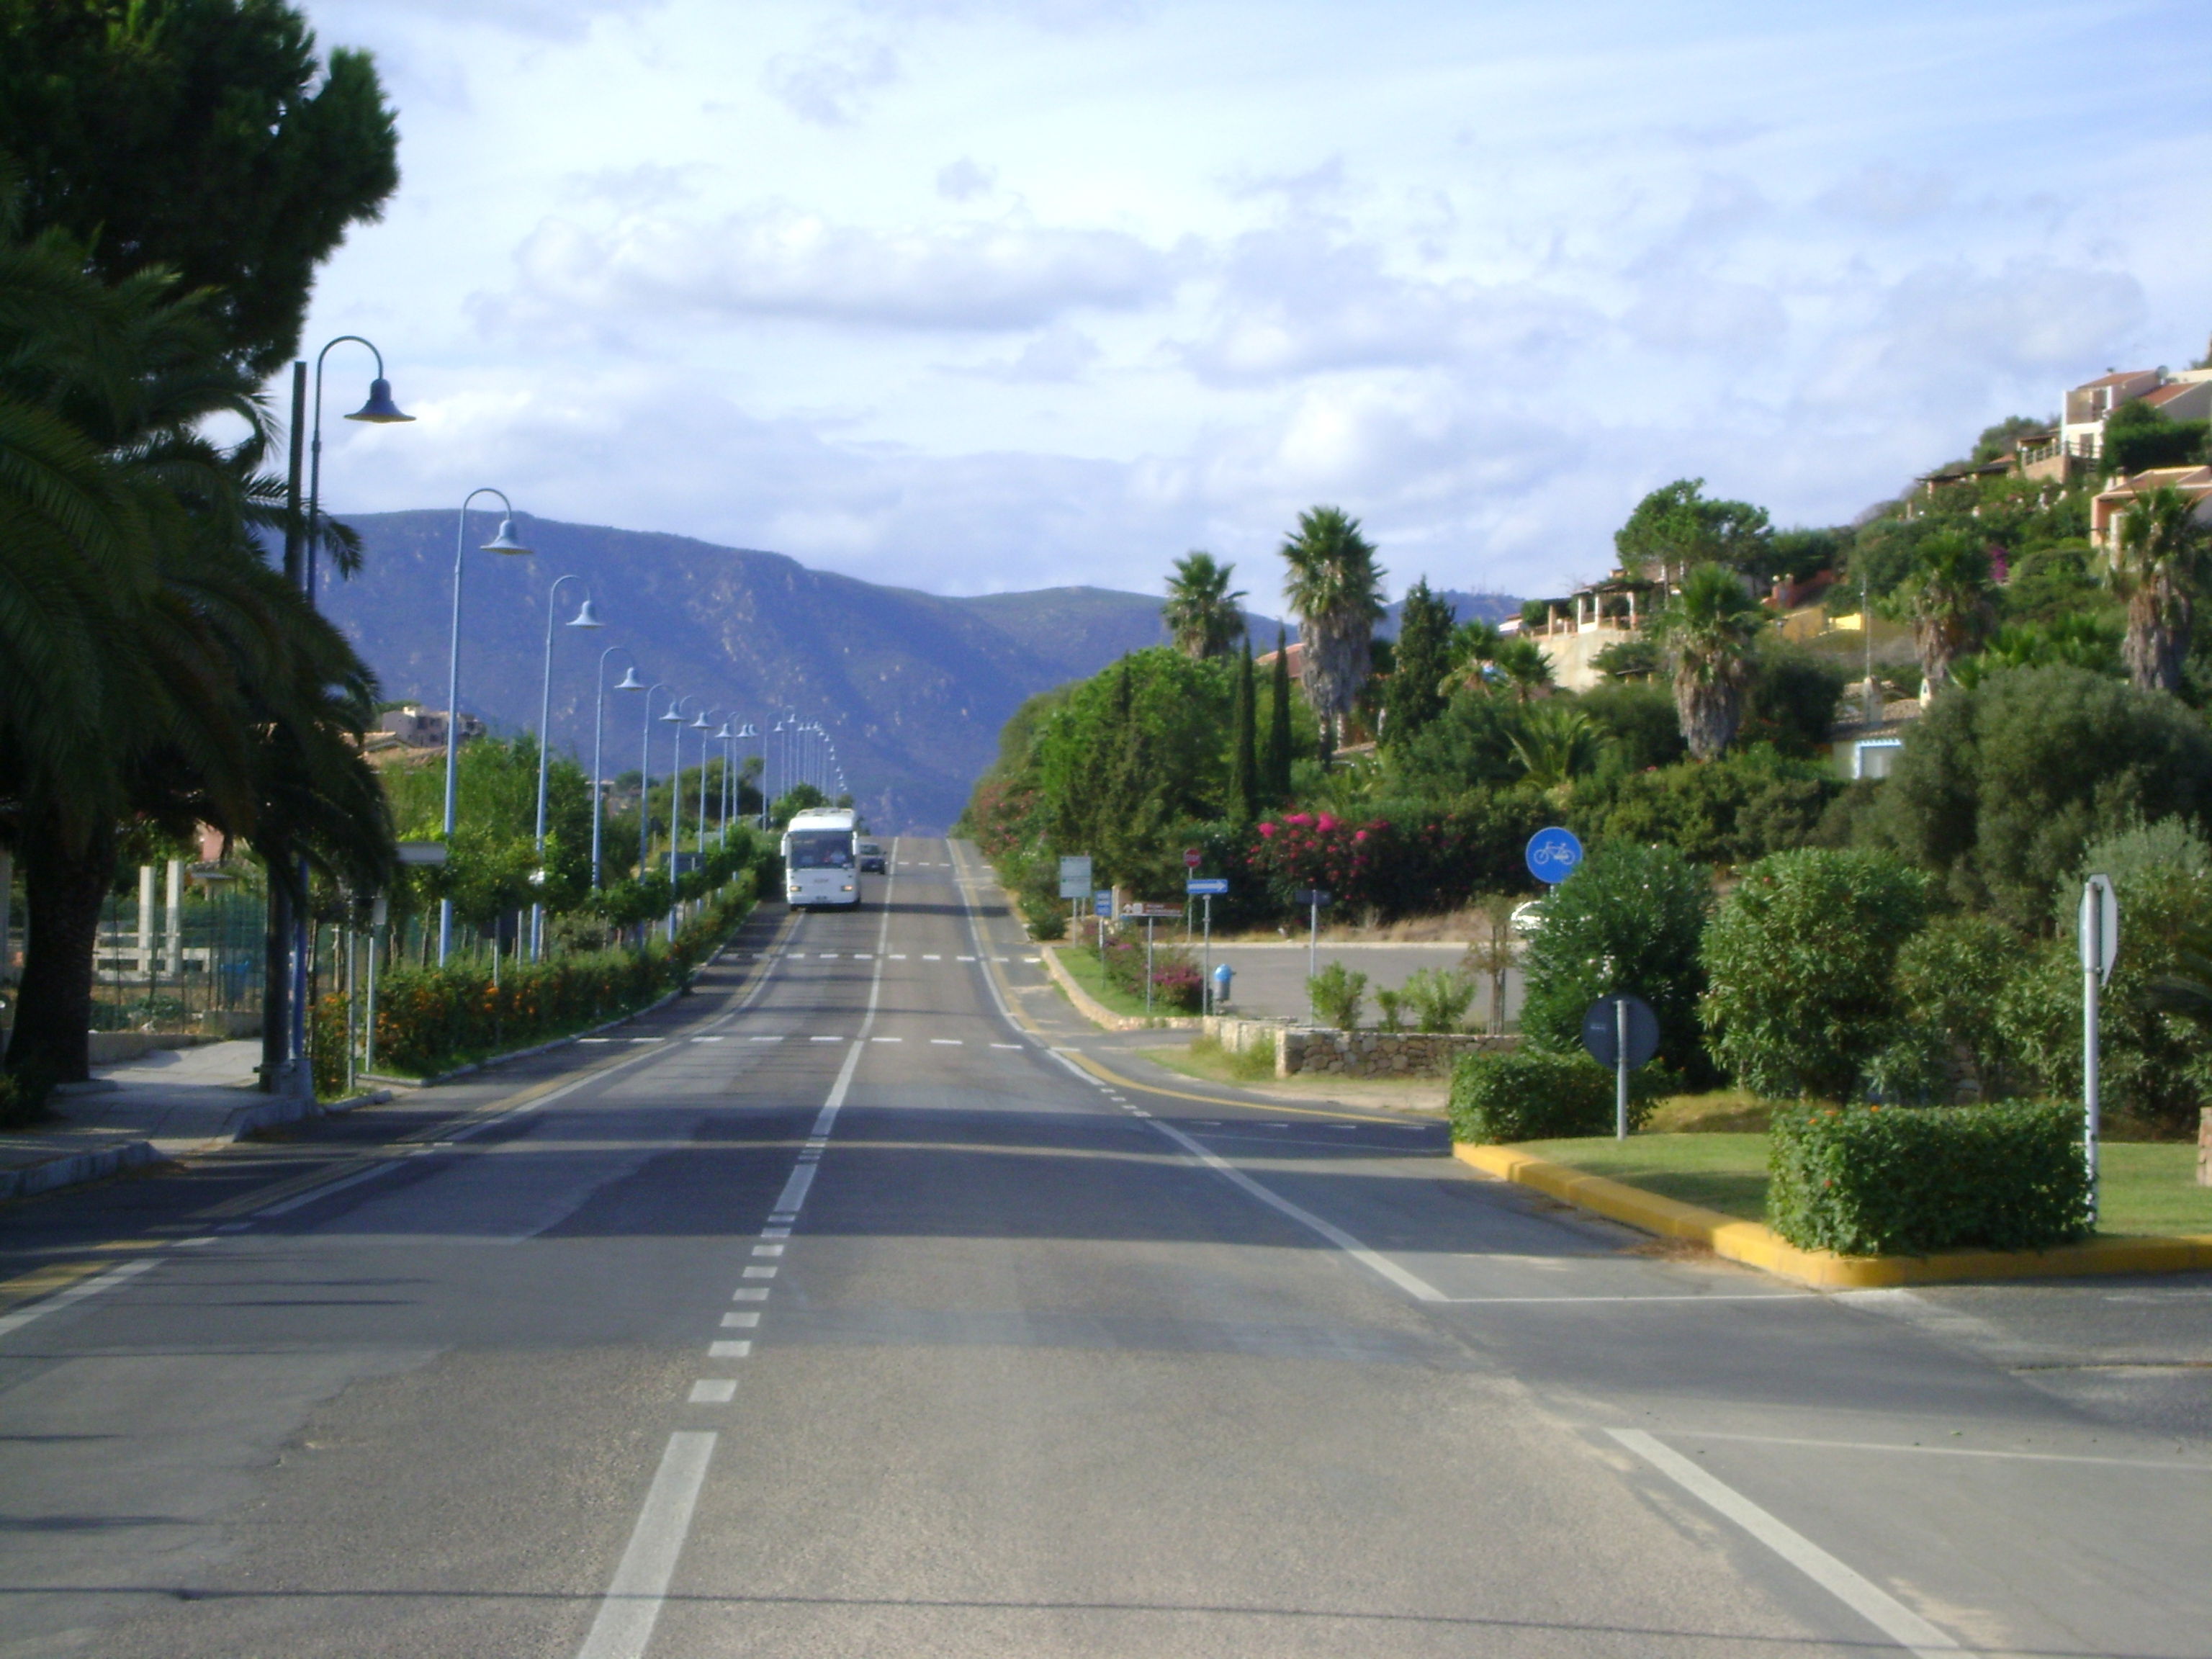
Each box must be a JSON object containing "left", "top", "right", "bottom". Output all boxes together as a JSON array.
[{"left": 317, "top": 513, "right": 1294, "bottom": 833}]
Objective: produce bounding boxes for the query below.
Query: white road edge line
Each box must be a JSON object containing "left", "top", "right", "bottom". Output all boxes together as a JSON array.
[
  {"left": 573, "top": 1430, "right": 718, "bottom": 1659},
  {"left": 0, "top": 1259, "right": 161, "bottom": 1340},
  {"left": 1670, "top": 1429, "right": 2212, "bottom": 1471},
  {"left": 1605, "top": 1428, "right": 1960, "bottom": 1658}
]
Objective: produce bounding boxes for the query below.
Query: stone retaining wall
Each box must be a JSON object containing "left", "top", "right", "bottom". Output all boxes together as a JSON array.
[{"left": 1201, "top": 1015, "right": 1516, "bottom": 1079}]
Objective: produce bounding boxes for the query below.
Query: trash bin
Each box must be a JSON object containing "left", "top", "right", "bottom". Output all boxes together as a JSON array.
[{"left": 1211, "top": 961, "right": 1234, "bottom": 1010}]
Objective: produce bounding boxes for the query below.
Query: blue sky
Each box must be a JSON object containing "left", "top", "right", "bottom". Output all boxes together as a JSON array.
[{"left": 295, "top": 0, "right": 2212, "bottom": 603}]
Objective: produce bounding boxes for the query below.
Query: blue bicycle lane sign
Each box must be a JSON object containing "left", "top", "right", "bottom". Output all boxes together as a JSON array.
[{"left": 1524, "top": 826, "right": 1584, "bottom": 885}]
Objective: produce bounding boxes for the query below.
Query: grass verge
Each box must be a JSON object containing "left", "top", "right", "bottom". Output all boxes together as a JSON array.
[
  {"left": 1514, "top": 1132, "right": 2212, "bottom": 1239},
  {"left": 1049, "top": 943, "right": 1164, "bottom": 1020},
  {"left": 1143, "top": 1035, "right": 1278, "bottom": 1087}
]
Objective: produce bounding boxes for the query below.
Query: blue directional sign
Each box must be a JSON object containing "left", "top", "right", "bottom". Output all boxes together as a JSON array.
[
  {"left": 1094, "top": 890, "right": 1114, "bottom": 917},
  {"left": 1524, "top": 826, "right": 1584, "bottom": 885},
  {"left": 1185, "top": 876, "right": 1229, "bottom": 896}
]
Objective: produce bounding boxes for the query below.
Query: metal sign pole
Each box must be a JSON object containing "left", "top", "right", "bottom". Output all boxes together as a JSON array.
[
  {"left": 2084, "top": 890, "right": 2103, "bottom": 1221},
  {"left": 1202, "top": 894, "right": 1213, "bottom": 1017},
  {"left": 1146, "top": 915, "right": 1155, "bottom": 1017},
  {"left": 1615, "top": 997, "right": 1629, "bottom": 1141},
  {"left": 1308, "top": 897, "right": 1318, "bottom": 983}
]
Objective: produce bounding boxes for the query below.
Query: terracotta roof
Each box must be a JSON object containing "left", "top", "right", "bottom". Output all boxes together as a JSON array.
[
  {"left": 2142, "top": 383, "right": 2200, "bottom": 408},
  {"left": 2077, "top": 369, "right": 2154, "bottom": 390}
]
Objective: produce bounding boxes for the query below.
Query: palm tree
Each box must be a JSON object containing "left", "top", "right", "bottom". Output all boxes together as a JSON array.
[
  {"left": 1503, "top": 702, "right": 1599, "bottom": 790},
  {"left": 1491, "top": 637, "right": 1555, "bottom": 704},
  {"left": 2106, "top": 485, "right": 2211, "bottom": 693},
  {"left": 1279, "top": 505, "right": 1385, "bottom": 763},
  {"left": 1906, "top": 531, "right": 1996, "bottom": 694},
  {"left": 1161, "top": 551, "right": 1246, "bottom": 660},
  {"left": 1, "top": 231, "right": 392, "bottom": 1086},
  {"left": 1655, "top": 562, "right": 1764, "bottom": 760}
]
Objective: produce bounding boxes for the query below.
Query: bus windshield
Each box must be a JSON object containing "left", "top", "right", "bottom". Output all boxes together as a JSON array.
[{"left": 786, "top": 830, "right": 853, "bottom": 870}]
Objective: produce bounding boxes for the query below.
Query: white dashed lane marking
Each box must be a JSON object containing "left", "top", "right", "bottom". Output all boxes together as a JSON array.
[
  {"left": 709, "top": 1340, "right": 752, "bottom": 1359},
  {"left": 688, "top": 1380, "right": 737, "bottom": 1404}
]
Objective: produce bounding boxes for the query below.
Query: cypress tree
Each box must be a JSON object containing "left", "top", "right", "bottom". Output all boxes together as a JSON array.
[
  {"left": 1265, "top": 626, "right": 1295, "bottom": 803},
  {"left": 1229, "top": 639, "right": 1259, "bottom": 821},
  {"left": 1384, "top": 578, "right": 1455, "bottom": 746}
]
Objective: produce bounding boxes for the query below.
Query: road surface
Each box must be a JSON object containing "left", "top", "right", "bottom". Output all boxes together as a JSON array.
[{"left": 0, "top": 837, "right": 2206, "bottom": 1657}]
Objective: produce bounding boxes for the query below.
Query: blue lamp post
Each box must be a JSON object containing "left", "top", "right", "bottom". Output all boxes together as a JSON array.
[{"left": 636, "top": 683, "right": 674, "bottom": 897}]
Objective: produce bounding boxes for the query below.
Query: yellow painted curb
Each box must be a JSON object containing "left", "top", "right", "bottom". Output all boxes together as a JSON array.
[{"left": 1455, "top": 1143, "right": 2212, "bottom": 1289}]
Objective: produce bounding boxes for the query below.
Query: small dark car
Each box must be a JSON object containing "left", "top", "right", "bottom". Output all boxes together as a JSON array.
[{"left": 858, "top": 840, "right": 887, "bottom": 873}]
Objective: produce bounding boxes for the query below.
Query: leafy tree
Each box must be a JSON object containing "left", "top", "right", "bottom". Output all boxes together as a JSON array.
[
  {"left": 1520, "top": 840, "right": 1712, "bottom": 1079},
  {"left": 1653, "top": 563, "right": 1764, "bottom": 760},
  {"left": 1590, "top": 636, "right": 1662, "bottom": 680},
  {"left": 1951, "top": 614, "right": 2122, "bottom": 691},
  {"left": 1264, "top": 626, "right": 1295, "bottom": 804},
  {"left": 1971, "top": 415, "right": 2054, "bottom": 465},
  {"left": 1999, "top": 540, "right": 2106, "bottom": 627},
  {"left": 1518, "top": 599, "right": 1551, "bottom": 631},
  {"left": 2103, "top": 398, "right": 2209, "bottom": 476},
  {"left": 1905, "top": 530, "right": 1997, "bottom": 693},
  {"left": 1447, "top": 618, "right": 1503, "bottom": 691},
  {"left": 0, "top": 0, "right": 400, "bottom": 376},
  {"left": 1866, "top": 664, "right": 2212, "bottom": 930},
  {"left": 1, "top": 229, "right": 391, "bottom": 1084},
  {"left": 1383, "top": 577, "right": 1454, "bottom": 744},
  {"left": 1228, "top": 638, "right": 1259, "bottom": 821},
  {"left": 1383, "top": 689, "right": 1521, "bottom": 799},
  {"left": 1568, "top": 745, "right": 1836, "bottom": 868},
  {"left": 1759, "top": 526, "right": 1851, "bottom": 585},
  {"left": 1738, "top": 650, "right": 1846, "bottom": 757},
  {"left": 2107, "top": 485, "right": 2211, "bottom": 693},
  {"left": 1578, "top": 680, "right": 1686, "bottom": 773},
  {"left": 1701, "top": 848, "right": 1928, "bottom": 1100},
  {"left": 1614, "top": 478, "right": 1773, "bottom": 586},
  {"left": 1161, "top": 549, "right": 1246, "bottom": 660},
  {"left": 1280, "top": 505, "right": 1386, "bottom": 762}
]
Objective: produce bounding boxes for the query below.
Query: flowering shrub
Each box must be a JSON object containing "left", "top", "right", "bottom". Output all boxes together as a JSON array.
[
  {"left": 325, "top": 877, "right": 758, "bottom": 1084},
  {"left": 1100, "top": 935, "right": 1202, "bottom": 1013},
  {"left": 1248, "top": 792, "right": 1547, "bottom": 920}
]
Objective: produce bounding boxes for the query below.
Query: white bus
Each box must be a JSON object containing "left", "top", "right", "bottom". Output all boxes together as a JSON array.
[{"left": 781, "top": 807, "right": 861, "bottom": 909}]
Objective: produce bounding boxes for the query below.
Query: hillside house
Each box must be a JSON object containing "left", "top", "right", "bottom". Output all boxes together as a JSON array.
[
  {"left": 2089, "top": 465, "right": 2212, "bottom": 550},
  {"left": 2036, "top": 367, "right": 2212, "bottom": 475},
  {"left": 1522, "top": 576, "right": 1664, "bottom": 691}
]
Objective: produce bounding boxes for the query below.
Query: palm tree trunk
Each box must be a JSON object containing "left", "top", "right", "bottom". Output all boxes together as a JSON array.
[
  {"left": 1675, "top": 678, "right": 1740, "bottom": 761},
  {"left": 5, "top": 816, "right": 119, "bottom": 1086},
  {"left": 2124, "top": 588, "right": 2188, "bottom": 693}
]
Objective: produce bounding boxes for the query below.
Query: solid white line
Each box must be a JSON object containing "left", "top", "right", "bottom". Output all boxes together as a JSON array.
[
  {"left": 770, "top": 1164, "right": 815, "bottom": 1215},
  {"left": 1437, "top": 1293, "right": 1813, "bottom": 1305},
  {"left": 1143, "top": 1117, "right": 1451, "bottom": 1303},
  {"left": 688, "top": 1380, "right": 737, "bottom": 1404},
  {"left": 573, "top": 1430, "right": 717, "bottom": 1659},
  {"left": 0, "top": 1259, "right": 160, "bottom": 1340},
  {"left": 1674, "top": 1430, "right": 2212, "bottom": 1471},
  {"left": 256, "top": 1157, "right": 411, "bottom": 1218},
  {"left": 1606, "top": 1429, "right": 1960, "bottom": 1656}
]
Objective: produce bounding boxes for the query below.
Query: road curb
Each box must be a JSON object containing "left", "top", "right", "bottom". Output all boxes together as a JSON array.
[
  {"left": 0, "top": 1139, "right": 166, "bottom": 1201},
  {"left": 1455, "top": 1143, "right": 2212, "bottom": 1288},
  {"left": 1038, "top": 945, "right": 1202, "bottom": 1033}
]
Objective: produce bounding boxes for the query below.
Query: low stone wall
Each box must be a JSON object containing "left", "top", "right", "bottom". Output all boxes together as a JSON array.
[
  {"left": 1278, "top": 1027, "right": 1516, "bottom": 1079},
  {"left": 1200, "top": 1016, "right": 1516, "bottom": 1079}
]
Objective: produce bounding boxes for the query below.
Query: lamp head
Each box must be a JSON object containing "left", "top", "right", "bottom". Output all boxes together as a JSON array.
[
  {"left": 660, "top": 703, "right": 686, "bottom": 723},
  {"left": 346, "top": 377, "right": 415, "bottom": 423},
  {"left": 568, "top": 597, "right": 605, "bottom": 629},
  {"left": 482, "top": 517, "right": 533, "bottom": 555},
  {"left": 738, "top": 723, "right": 758, "bottom": 738},
  {"left": 714, "top": 723, "right": 734, "bottom": 740},
  {"left": 613, "top": 665, "right": 647, "bottom": 692},
  {"left": 691, "top": 711, "right": 715, "bottom": 730}
]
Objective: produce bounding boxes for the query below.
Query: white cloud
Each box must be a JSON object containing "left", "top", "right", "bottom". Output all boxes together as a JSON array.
[
  {"left": 763, "top": 33, "right": 904, "bottom": 126},
  {"left": 503, "top": 203, "right": 1190, "bottom": 333},
  {"left": 935, "top": 157, "right": 998, "bottom": 201}
]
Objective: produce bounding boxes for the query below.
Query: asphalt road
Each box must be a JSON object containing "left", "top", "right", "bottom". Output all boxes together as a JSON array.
[{"left": 0, "top": 838, "right": 2206, "bottom": 1658}]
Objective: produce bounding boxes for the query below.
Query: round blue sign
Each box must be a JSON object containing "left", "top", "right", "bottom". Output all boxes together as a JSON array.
[{"left": 1525, "top": 826, "right": 1584, "bottom": 885}]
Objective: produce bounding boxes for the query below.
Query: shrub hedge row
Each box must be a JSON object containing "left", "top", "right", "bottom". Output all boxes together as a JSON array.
[
  {"left": 1447, "top": 1050, "right": 1658, "bottom": 1143},
  {"left": 315, "top": 873, "right": 759, "bottom": 1089},
  {"left": 1766, "top": 1101, "right": 2092, "bottom": 1255}
]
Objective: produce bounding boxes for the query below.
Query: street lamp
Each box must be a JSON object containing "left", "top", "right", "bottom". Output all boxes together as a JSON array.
[
  {"left": 637, "top": 683, "right": 674, "bottom": 891},
  {"left": 593, "top": 658, "right": 643, "bottom": 889},
  {"left": 263, "top": 336, "right": 413, "bottom": 1099},
  {"left": 530, "top": 577, "right": 603, "bottom": 960},
  {"left": 692, "top": 709, "right": 722, "bottom": 856},
  {"left": 661, "top": 696, "right": 698, "bottom": 940},
  {"left": 713, "top": 721, "right": 736, "bottom": 841},
  {"left": 438, "top": 490, "right": 534, "bottom": 965}
]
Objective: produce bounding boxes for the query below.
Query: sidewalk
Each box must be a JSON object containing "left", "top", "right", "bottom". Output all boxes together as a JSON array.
[{"left": 0, "top": 1040, "right": 340, "bottom": 1201}]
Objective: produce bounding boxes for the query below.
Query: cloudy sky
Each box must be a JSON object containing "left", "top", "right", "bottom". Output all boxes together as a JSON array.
[{"left": 295, "top": 0, "right": 2212, "bottom": 605}]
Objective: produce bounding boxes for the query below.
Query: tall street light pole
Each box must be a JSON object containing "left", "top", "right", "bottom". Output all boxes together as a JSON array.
[
  {"left": 693, "top": 709, "right": 723, "bottom": 856},
  {"left": 714, "top": 721, "right": 737, "bottom": 841},
  {"left": 662, "top": 696, "right": 697, "bottom": 941},
  {"left": 736, "top": 723, "right": 760, "bottom": 830},
  {"left": 637, "top": 683, "right": 673, "bottom": 892},
  {"left": 439, "top": 491, "right": 534, "bottom": 965},
  {"left": 263, "top": 340, "right": 411, "bottom": 1100},
  {"left": 593, "top": 656, "right": 644, "bottom": 889},
  {"left": 531, "top": 576, "right": 603, "bottom": 960}
]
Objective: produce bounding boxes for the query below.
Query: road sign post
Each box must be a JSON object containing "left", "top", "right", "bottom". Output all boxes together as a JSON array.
[
  {"left": 1293, "top": 889, "right": 1333, "bottom": 981},
  {"left": 1187, "top": 876, "right": 1228, "bottom": 1015},
  {"left": 1058, "top": 855, "right": 1093, "bottom": 944},
  {"left": 1581, "top": 994, "right": 1660, "bottom": 1141},
  {"left": 2080, "top": 873, "right": 2118, "bottom": 1220}
]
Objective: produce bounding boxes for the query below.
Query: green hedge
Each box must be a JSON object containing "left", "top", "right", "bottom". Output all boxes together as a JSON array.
[
  {"left": 330, "top": 876, "right": 757, "bottom": 1084},
  {"left": 1766, "top": 1101, "right": 2092, "bottom": 1255},
  {"left": 1448, "top": 1050, "right": 1658, "bottom": 1143}
]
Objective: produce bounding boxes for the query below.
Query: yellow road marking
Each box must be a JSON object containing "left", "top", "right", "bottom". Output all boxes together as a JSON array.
[{"left": 0, "top": 1259, "right": 110, "bottom": 1312}]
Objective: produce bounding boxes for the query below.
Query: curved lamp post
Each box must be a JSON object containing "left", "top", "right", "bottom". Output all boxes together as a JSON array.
[
  {"left": 636, "top": 683, "right": 674, "bottom": 896},
  {"left": 438, "top": 491, "right": 534, "bottom": 965},
  {"left": 660, "top": 696, "right": 698, "bottom": 940},
  {"left": 593, "top": 657, "right": 643, "bottom": 889},
  {"left": 530, "top": 577, "right": 603, "bottom": 960},
  {"left": 692, "top": 709, "right": 724, "bottom": 855},
  {"left": 714, "top": 721, "right": 736, "bottom": 842}
]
